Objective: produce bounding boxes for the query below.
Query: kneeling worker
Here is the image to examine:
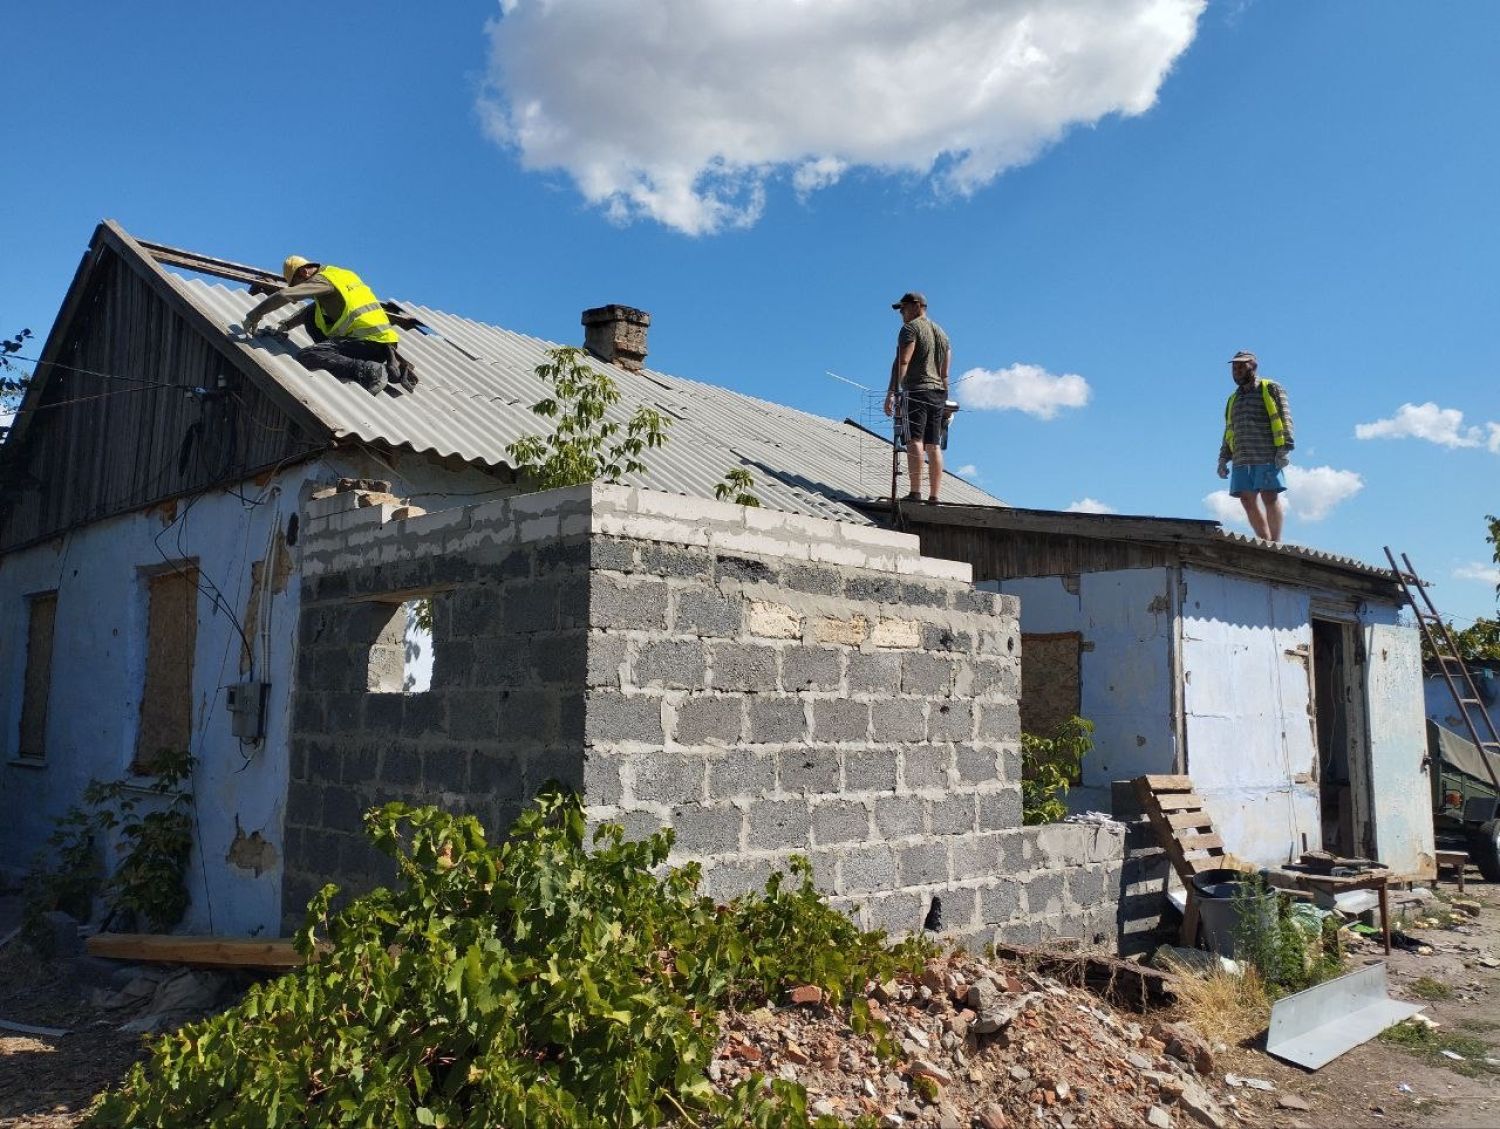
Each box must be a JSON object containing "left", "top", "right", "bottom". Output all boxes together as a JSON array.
[{"left": 243, "top": 256, "right": 408, "bottom": 395}]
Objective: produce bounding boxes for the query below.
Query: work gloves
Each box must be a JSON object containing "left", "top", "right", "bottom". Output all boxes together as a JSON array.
[
  {"left": 1274, "top": 451, "right": 1290, "bottom": 469},
  {"left": 242, "top": 314, "right": 260, "bottom": 335},
  {"left": 1216, "top": 458, "right": 1229, "bottom": 480}
]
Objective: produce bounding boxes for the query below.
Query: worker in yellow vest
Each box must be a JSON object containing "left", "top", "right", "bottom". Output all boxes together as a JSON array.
[
  {"left": 1216, "top": 350, "right": 1295, "bottom": 542},
  {"left": 243, "top": 256, "right": 412, "bottom": 394}
]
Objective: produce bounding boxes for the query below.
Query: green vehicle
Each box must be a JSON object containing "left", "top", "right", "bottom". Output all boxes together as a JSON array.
[{"left": 1428, "top": 719, "right": 1500, "bottom": 882}]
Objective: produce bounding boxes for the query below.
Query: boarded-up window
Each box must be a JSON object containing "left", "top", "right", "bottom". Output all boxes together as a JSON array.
[
  {"left": 1019, "top": 631, "right": 1082, "bottom": 739},
  {"left": 136, "top": 568, "right": 198, "bottom": 772},
  {"left": 18, "top": 591, "right": 58, "bottom": 760}
]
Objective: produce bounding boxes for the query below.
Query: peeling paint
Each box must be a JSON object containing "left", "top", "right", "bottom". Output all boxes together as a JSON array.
[{"left": 226, "top": 819, "right": 278, "bottom": 877}]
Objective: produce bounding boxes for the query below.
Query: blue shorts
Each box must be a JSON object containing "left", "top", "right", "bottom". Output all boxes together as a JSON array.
[{"left": 1229, "top": 463, "right": 1286, "bottom": 495}]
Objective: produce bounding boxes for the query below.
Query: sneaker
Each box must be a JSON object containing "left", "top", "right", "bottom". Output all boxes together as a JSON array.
[{"left": 359, "top": 361, "right": 388, "bottom": 395}]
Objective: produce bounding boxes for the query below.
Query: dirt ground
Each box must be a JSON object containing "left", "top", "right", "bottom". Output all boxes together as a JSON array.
[{"left": 1, "top": 875, "right": 1497, "bottom": 1128}]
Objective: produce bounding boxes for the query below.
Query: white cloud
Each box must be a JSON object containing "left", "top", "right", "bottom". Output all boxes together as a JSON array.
[
  {"left": 1065, "top": 498, "right": 1116, "bottom": 514},
  {"left": 1205, "top": 465, "right": 1361, "bottom": 526},
  {"left": 1284, "top": 465, "right": 1363, "bottom": 521},
  {"left": 953, "top": 463, "right": 980, "bottom": 480},
  {"left": 955, "top": 363, "right": 1091, "bottom": 419},
  {"left": 1203, "top": 490, "right": 1248, "bottom": 527},
  {"left": 1354, "top": 402, "right": 1489, "bottom": 449},
  {"left": 479, "top": 0, "right": 1206, "bottom": 233},
  {"left": 1454, "top": 562, "right": 1500, "bottom": 586}
]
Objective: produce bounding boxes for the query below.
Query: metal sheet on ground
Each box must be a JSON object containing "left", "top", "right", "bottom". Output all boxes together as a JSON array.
[{"left": 1265, "top": 962, "right": 1424, "bottom": 1070}]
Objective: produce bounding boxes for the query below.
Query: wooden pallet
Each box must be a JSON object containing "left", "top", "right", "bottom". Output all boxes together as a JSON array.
[{"left": 1133, "top": 774, "right": 1233, "bottom": 945}]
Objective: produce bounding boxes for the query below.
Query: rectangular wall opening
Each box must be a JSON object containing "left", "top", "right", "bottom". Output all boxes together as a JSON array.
[
  {"left": 17, "top": 591, "right": 58, "bottom": 761},
  {"left": 1313, "top": 617, "right": 1366, "bottom": 857},
  {"left": 136, "top": 567, "right": 199, "bottom": 773},
  {"left": 367, "top": 597, "right": 434, "bottom": 694}
]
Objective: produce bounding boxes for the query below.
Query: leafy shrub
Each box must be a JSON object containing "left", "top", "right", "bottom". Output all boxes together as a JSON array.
[
  {"left": 25, "top": 748, "right": 194, "bottom": 940},
  {"left": 714, "top": 468, "right": 761, "bottom": 507},
  {"left": 1021, "top": 716, "right": 1093, "bottom": 825},
  {"left": 88, "top": 789, "right": 928, "bottom": 1128},
  {"left": 1229, "top": 875, "right": 1344, "bottom": 995},
  {"left": 506, "top": 346, "right": 669, "bottom": 489}
]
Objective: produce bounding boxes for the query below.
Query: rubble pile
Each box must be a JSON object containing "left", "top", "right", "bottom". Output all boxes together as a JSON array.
[{"left": 708, "top": 952, "right": 1234, "bottom": 1128}]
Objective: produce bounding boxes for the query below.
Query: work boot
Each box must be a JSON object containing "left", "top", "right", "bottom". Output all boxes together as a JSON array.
[{"left": 359, "top": 360, "right": 388, "bottom": 395}]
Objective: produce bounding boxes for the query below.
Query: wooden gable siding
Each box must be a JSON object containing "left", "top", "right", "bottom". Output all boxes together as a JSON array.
[
  {"left": 910, "top": 523, "right": 1173, "bottom": 583},
  {"left": 1, "top": 253, "right": 319, "bottom": 551}
]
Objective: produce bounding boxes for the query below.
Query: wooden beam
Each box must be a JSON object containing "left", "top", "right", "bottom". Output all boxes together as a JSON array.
[
  {"left": 1154, "top": 793, "right": 1207, "bottom": 812},
  {"left": 86, "top": 933, "right": 306, "bottom": 970},
  {"left": 1164, "top": 810, "right": 1214, "bottom": 830},
  {"left": 1141, "top": 774, "right": 1194, "bottom": 791},
  {"left": 991, "top": 942, "right": 1179, "bottom": 1012},
  {"left": 1178, "top": 833, "right": 1225, "bottom": 853}
]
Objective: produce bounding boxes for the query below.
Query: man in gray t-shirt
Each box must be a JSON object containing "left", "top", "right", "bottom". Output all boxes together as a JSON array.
[{"left": 883, "top": 291, "right": 952, "bottom": 503}]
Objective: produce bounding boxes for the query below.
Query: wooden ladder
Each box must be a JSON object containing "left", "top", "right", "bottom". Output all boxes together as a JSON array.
[
  {"left": 1384, "top": 547, "right": 1500, "bottom": 793},
  {"left": 1133, "top": 774, "right": 1230, "bottom": 946}
]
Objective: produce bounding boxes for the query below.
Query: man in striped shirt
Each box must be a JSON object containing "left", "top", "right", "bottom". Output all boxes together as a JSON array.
[{"left": 1216, "top": 351, "right": 1295, "bottom": 542}]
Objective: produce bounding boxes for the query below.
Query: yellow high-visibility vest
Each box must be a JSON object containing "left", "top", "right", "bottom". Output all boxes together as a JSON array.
[
  {"left": 313, "top": 266, "right": 399, "bottom": 345},
  {"left": 1223, "top": 379, "right": 1285, "bottom": 454}
]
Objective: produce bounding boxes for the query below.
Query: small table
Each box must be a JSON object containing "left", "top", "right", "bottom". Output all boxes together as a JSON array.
[
  {"left": 1285, "top": 870, "right": 1392, "bottom": 956},
  {"left": 1435, "top": 850, "right": 1468, "bottom": 893}
]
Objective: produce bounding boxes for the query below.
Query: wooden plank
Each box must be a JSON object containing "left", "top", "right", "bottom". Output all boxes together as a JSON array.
[
  {"left": 1164, "top": 810, "right": 1214, "bottom": 830},
  {"left": 990, "top": 942, "right": 1179, "bottom": 1012},
  {"left": 1176, "top": 833, "right": 1225, "bottom": 853},
  {"left": 86, "top": 934, "right": 304, "bottom": 970},
  {"left": 1154, "top": 793, "right": 1207, "bottom": 812},
  {"left": 1141, "top": 774, "right": 1194, "bottom": 791}
]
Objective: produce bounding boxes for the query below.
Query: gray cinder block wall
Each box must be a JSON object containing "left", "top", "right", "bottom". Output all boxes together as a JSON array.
[{"left": 282, "top": 484, "right": 1126, "bottom": 949}]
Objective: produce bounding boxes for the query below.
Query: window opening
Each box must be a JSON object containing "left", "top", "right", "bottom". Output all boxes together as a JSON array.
[
  {"left": 367, "top": 597, "right": 434, "bottom": 694},
  {"left": 18, "top": 591, "right": 58, "bottom": 760},
  {"left": 136, "top": 568, "right": 199, "bottom": 773}
]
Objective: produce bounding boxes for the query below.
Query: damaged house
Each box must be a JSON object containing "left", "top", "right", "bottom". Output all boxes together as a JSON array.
[{"left": 0, "top": 221, "right": 1433, "bottom": 953}]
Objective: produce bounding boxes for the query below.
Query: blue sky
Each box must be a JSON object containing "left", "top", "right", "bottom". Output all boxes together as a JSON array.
[{"left": 3, "top": 1, "right": 1496, "bottom": 624}]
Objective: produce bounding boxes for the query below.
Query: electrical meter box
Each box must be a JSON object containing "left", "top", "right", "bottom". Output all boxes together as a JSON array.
[{"left": 225, "top": 682, "right": 269, "bottom": 740}]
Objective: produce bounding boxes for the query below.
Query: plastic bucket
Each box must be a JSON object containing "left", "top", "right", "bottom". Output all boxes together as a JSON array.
[{"left": 1191, "top": 870, "right": 1275, "bottom": 959}]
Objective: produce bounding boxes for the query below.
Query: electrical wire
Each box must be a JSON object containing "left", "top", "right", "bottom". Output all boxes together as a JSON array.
[{"left": 3, "top": 354, "right": 188, "bottom": 389}]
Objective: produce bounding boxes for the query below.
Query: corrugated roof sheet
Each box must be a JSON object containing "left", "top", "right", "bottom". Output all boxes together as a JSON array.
[{"left": 167, "top": 275, "right": 1003, "bottom": 525}]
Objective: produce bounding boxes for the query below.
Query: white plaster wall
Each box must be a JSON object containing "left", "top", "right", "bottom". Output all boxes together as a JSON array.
[
  {"left": 984, "top": 568, "right": 1176, "bottom": 812},
  {"left": 1179, "top": 567, "right": 1320, "bottom": 868},
  {"left": 1364, "top": 611, "right": 1436, "bottom": 877}
]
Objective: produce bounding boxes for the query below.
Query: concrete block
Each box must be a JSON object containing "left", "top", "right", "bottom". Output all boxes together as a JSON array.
[
  {"left": 708, "top": 749, "right": 777, "bottom": 799},
  {"left": 977, "top": 702, "right": 1020, "bottom": 742},
  {"left": 638, "top": 543, "right": 709, "bottom": 579},
  {"left": 898, "top": 841, "right": 949, "bottom": 886},
  {"left": 673, "top": 588, "right": 743, "bottom": 638},
  {"left": 380, "top": 747, "right": 422, "bottom": 789},
  {"left": 810, "top": 614, "right": 867, "bottom": 647},
  {"left": 811, "top": 799, "right": 872, "bottom": 845},
  {"left": 980, "top": 789, "right": 1024, "bottom": 832},
  {"left": 902, "top": 746, "right": 951, "bottom": 790},
  {"left": 902, "top": 653, "right": 954, "bottom": 697},
  {"left": 322, "top": 786, "right": 368, "bottom": 837},
  {"left": 782, "top": 563, "right": 845, "bottom": 597},
  {"left": 897, "top": 555, "right": 971, "bottom": 583},
  {"left": 951, "top": 833, "right": 1003, "bottom": 882},
  {"left": 1067, "top": 865, "right": 1110, "bottom": 909},
  {"left": 673, "top": 695, "right": 743, "bottom": 746},
  {"left": 939, "top": 886, "right": 979, "bottom": 933},
  {"left": 997, "top": 827, "right": 1035, "bottom": 870},
  {"left": 632, "top": 639, "right": 708, "bottom": 690},
  {"left": 843, "top": 748, "right": 899, "bottom": 793},
  {"left": 669, "top": 803, "right": 744, "bottom": 856},
  {"left": 746, "top": 698, "right": 805, "bottom": 744},
  {"left": 447, "top": 690, "right": 500, "bottom": 741},
  {"left": 1024, "top": 871, "right": 1066, "bottom": 919},
  {"left": 746, "top": 600, "right": 801, "bottom": 639},
  {"left": 778, "top": 749, "right": 841, "bottom": 795},
  {"left": 928, "top": 794, "right": 976, "bottom": 836},
  {"left": 701, "top": 856, "right": 774, "bottom": 902},
  {"left": 590, "top": 576, "right": 670, "bottom": 631},
  {"left": 981, "top": 882, "right": 1021, "bottom": 925},
  {"left": 585, "top": 635, "right": 629, "bottom": 690},
  {"left": 501, "top": 578, "right": 559, "bottom": 635},
  {"left": 810, "top": 699, "right": 870, "bottom": 743},
  {"left": 866, "top": 890, "right": 925, "bottom": 936},
  {"left": 708, "top": 642, "right": 779, "bottom": 692},
  {"left": 978, "top": 628, "right": 1019, "bottom": 658},
  {"left": 871, "top": 699, "right": 925, "bottom": 743},
  {"left": 631, "top": 753, "right": 705, "bottom": 805},
  {"left": 1032, "top": 822, "right": 1088, "bottom": 868},
  {"left": 1000, "top": 744, "right": 1022, "bottom": 784},
  {"left": 838, "top": 844, "right": 899, "bottom": 894},
  {"left": 897, "top": 581, "right": 949, "bottom": 609},
  {"left": 874, "top": 794, "right": 924, "bottom": 839},
  {"left": 836, "top": 522, "right": 917, "bottom": 553},
  {"left": 952, "top": 741, "right": 998, "bottom": 784},
  {"left": 745, "top": 800, "right": 812, "bottom": 850},
  {"left": 715, "top": 553, "right": 780, "bottom": 585},
  {"left": 782, "top": 647, "right": 843, "bottom": 691},
  {"left": 424, "top": 746, "right": 471, "bottom": 794},
  {"left": 496, "top": 689, "right": 557, "bottom": 744},
  {"left": 870, "top": 617, "right": 920, "bottom": 649},
  {"left": 470, "top": 751, "right": 526, "bottom": 800},
  {"left": 584, "top": 692, "right": 665, "bottom": 745},
  {"left": 588, "top": 537, "right": 638, "bottom": 572},
  {"left": 846, "top": 575, "right": 902, "bottom": 605},
  {"left": 337, "top": 741, "right": 378, "bottom": 786},
  {"left": 808, "top": 540, "right": 866, "bottom": 568},
  {"left": 581, "top": 752, "right": 624, "bottom": 807},
  {"left": 846, "top": 651, "right": 902, "bottom": 695},
  {"left": 921, "top": 623, "right": 974, "bottom": 653}
]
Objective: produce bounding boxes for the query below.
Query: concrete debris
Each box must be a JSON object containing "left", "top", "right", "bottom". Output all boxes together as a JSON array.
[
  {"left": 708, "top": 951, "right": 1234, "bottom": 1127},
  {"left": 1276, "top": 1094, "right": 1313, "bottom": 1111},
  {"left": 1223, "top": 1074, "right": 1274, "bottom": 1091}
]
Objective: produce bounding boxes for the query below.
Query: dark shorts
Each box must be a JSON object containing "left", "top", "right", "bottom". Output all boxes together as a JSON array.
[{"left": 902, "top": 389, "right": 946, "bottom": 446}]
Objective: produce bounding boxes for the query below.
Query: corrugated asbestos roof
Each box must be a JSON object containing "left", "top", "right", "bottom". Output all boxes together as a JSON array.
[{"left": 167, "top": 274, "right": 1003, "bottom": 525}]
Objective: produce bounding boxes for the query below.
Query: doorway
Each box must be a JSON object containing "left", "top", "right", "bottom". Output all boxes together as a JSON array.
[{"left": 1313, "top": 617, "right": 1368, "bottom": 857}]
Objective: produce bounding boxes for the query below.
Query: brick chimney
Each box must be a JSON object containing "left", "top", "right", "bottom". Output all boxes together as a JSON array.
[{"left": 581, "top": 305, "right": 650, "bottom": 371}]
